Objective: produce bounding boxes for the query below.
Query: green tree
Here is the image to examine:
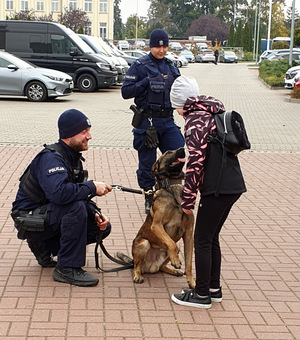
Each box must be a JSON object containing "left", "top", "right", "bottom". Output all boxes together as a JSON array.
[
  {"left": 114, "top": 0, "right": 124, "bottom": 40},
  {"left": 294, "top": 28, "right": 300, "bottom": 47},
  {"left": 227, "top": 23, "right": 235, "bottom": 46},
  {"left": 124, "top": 15, "right": 149, "bottom": 39}
]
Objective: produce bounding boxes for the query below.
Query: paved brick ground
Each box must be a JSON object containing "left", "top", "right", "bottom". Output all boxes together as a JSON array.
[{"left": 0, "top": 63, "right": 299, "bottom": 339}]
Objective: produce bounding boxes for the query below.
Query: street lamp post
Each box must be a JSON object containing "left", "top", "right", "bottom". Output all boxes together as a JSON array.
[
  {"left": 267, "top": 0, "right": 272, "bottom": 52},
  {"left": 135, "top": 0, "right": 138, "bottom": 49},
  {"left": 289, "top": 0, "right": 296, "bottom": 66}
]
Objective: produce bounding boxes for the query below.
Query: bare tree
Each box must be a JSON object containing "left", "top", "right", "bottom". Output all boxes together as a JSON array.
[{"left": 58, "top": 7, "right": 91, "bottom": 33}]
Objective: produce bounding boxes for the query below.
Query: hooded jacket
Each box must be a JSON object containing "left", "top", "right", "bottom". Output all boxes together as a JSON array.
[{"left": 182, "top": 95, "right": 246, "bottom": 210}]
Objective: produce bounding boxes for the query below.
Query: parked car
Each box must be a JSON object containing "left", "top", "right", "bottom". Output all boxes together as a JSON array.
[
  {"left": 117, "top": 40, "right": 130, "bottom": 50},
  {"left": 267, "top": 51, "right": 300, "bottom": 63},
  {"left": 79, "top": 34, "right": 127, "bottom": 83},
  {"left": 179, "top": 50, "right": 195, "bottom": 63},
  {"left": 284, "top": 65, "right": 300, "bottom": 89},
  {"left": 264, "top": 49, "right": 300, "bottom": 61},
  {"left": 0, "top": 20, "right": 118, "bottom": 91},
  {"left": 165, "top": 52, "right": 183, "bottom": 67},
  {"left": 195, "top": 49, "right": 215, "bottom": 63},
  {"left": 294, "top": 76, "right": 300, "bottom": 88},
  {"left": 0, "top": 51, "right": 73, "bottom": 102},
  {"left": 107, "top": 42, "right": 138, "bottom": 66},
  {"left": 169, "top": 42, "right": 183, "bottom": 51},
  {"left": 123, "top": 50, "right": 148, "bottom": 58},
  {"left": 219, "top": 51, "right": 238, "bottom": 63}
]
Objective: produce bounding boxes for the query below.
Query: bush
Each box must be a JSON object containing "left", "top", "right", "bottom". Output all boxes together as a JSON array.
[
  {"left": 242, "top": 52, "right": 253, "bottom": 61},
  {"left": 271, "top": 41, "right": 290, "bottom": 49},
  {"left": 291, "top": 87, "right": 300, "bottom": 99},
  {"left": 259, "top": 59, "right": 290, "bottom": 87}
]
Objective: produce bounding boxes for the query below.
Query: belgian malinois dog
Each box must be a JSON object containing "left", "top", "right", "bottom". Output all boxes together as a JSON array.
[{"left": 131, "top": 148, "right": 195, "bottom": 288}]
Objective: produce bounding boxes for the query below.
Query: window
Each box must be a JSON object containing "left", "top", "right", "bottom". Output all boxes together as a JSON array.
[
  {"left": 0, "top": 57, "right": 11, "bottom": 68},
  {"left": 99, "top": 22, "right": 106, "bottom": 39},
  {"left": 85, "top": 22, "right": 91, "bottom": 35},
  {"left": 84, "top": 0, "right": 92, "bottom": 12},
  {"left": 69, "top": 0, "right": 76, "bottom": 10},
  {"left": 51, "top": 0, "right": 58, "bottom": 12},
  {"left": 50, "top": 34, "right": 75, "bottom": 54},
  {"left": 6, "top": 32, "right": 48, "bottom": 53},
  {"left": 37, "top": 0, "right": 44, "bottom": 11},
  {"left": 99, "top": 0, "right": 107, "bottom": 13},
  {"left": 21, "top": 0, "right": 28, "bottom": 10},
  {"left": 6, "top": 0, "right": 14, "bottom": 10}
]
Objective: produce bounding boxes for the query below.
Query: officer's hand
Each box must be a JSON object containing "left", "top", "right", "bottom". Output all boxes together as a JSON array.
[
  {"left": 95, "top": 213, "right": 109, "bottom": 231},
  {"left": 94, "top": 182, "right": 112, "bottom": 196}
]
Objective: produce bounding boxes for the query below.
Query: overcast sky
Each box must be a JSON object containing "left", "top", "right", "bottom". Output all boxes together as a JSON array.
[{"left": 119, "top": 0, "right": 300, "bottom": 24}]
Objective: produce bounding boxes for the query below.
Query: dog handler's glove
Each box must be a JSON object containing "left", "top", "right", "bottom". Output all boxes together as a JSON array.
[{"left": 145, "top": 126, "right": 159, "bottom": 148}]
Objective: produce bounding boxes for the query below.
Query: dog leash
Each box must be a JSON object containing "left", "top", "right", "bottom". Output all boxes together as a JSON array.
[
  {"left": 111, "top": 185, "right": 154, "bottom": 195},
  {"left": 91, "top": 203, "right": 133, "bottom": 273}
]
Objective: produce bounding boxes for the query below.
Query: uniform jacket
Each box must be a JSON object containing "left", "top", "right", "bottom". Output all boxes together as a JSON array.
[
  {"left": 12, "top": 140, "right": 96, "bottom": 213},
  {"left": 182, "top": 96, "right": 246, "bottom": 210},
  {"left": 121, "top": 53, "right": 180, "bottom": 110}
]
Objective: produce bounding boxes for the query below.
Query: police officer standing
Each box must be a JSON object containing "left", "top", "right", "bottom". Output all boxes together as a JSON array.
[
  {"left": 11, "top": 109, "right": 112, "bottom": 287},
  {"left": 121, "top": 29, "right": 185, "bottom": 213}
]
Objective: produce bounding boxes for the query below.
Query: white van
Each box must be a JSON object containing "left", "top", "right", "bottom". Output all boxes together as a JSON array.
[{"left": 117, "top": 40, "right": 130, "bottom": 50}]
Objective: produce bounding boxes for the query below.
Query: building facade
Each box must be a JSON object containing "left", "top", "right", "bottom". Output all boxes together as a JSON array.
[{"left": 0, "top": 0, "right": 114, "bottom": 39}]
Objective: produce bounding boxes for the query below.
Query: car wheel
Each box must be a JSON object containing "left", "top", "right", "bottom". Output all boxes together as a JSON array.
[
  {"left": 77, "top": 74, "right": 97, "bottom": 92},
  {"left": 177, "top": 60, "right": 182, "bottom": 67},
  {"left": 25, "top": 81, "right": 47, "bottom": 102}
]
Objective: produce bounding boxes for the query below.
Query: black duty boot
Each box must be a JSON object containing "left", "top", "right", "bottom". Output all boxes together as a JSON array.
[
  {"left": 144, "top": 187, "right": 153, "bottom": 214},
  {"left": 53, "top": 266, "right": 99, "bottom": 287},
  {"left": 27, "top": 239, "right": 57, "bottom": 268}
]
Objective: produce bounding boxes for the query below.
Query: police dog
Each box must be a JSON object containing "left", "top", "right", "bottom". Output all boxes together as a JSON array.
[{"left": 132, "top": 147, "right": 195, "bottom": 288}]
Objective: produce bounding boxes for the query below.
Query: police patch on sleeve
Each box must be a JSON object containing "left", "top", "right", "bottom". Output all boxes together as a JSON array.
[
  {"left": 124, "top": 74, "right": 137, "bottom": 80},
  {"left": 48, "top": 166, "right": 66, "bottom": 174}
]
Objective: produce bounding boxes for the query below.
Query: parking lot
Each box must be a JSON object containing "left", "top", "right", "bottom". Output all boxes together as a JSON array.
[{"left": 0, "top": 62, "right": 299, "bottom": 339}]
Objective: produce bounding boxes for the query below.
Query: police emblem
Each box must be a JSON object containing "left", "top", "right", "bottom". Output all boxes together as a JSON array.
[{"left": 159, "top": 40, "right": 163, "bottom": 46}]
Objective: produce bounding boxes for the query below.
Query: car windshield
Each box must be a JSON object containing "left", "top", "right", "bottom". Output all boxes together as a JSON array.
[
  {"left": 225, "top": 52, "right": 236, "bottom": 56},
  {"left": 64, "top": 27, "right": 95, "bottom": 53},
  {"left": 202, "top": 50, "right": 213, "bottom": 54},
  {"left": 82, "top": 36, "right": 111, "bottom": 56}
]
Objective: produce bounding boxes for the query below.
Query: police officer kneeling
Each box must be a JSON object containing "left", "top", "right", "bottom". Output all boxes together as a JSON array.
[{"left": 11, "top": 109, "right": 112, "bottom": 287}]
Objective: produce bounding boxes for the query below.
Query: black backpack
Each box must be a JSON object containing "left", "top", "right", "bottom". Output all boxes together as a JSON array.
[{"left": 209, "top": 110, "right": 251, "bottom": 154}]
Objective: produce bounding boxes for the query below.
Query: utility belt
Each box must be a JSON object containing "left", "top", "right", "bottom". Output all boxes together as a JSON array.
[
  {"left": 143, "top": 107, "right": 173, "bottom": 118},
  {"left": 11, "top": 205, "right": 47, "bottom": 240}
]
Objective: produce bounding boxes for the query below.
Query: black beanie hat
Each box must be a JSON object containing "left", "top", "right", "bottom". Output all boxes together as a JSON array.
[
  {"left": 58, "top": 109, "right": 91, "bottom": 139},
  {"left": 149, "top": 29, "right": 169, "bottom": 48}
]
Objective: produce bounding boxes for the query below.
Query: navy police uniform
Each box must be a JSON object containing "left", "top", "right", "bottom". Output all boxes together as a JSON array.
[
  {"left": 12, "top": 140, "right": 111, "bottom": 268},
  {"left": 121, "top": 52, "right": 185, "bottom": 190}
]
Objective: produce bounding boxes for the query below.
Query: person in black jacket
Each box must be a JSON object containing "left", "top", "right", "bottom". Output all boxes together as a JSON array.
[
  {"left": 169, "top": 76, "right": 246, "bottom": 309},
  {"left": 214, "top": 49, "right": 219, "bottom": 65},
  {"left": 12, "top": 109, "right": 112, "bottom": 287}
]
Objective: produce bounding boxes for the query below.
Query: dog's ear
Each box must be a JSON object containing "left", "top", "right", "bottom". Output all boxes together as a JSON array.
[{"left": 151, "top": 159, "right": 159, "bottom": 177}]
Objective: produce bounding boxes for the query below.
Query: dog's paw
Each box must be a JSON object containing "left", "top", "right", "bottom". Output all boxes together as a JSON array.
[
  {"left": 174, "top": 270, "right": 184, "bottom": 277},
  {"left": 187, "top": 277, "right": 196, "bottom": 289},
  {"left": 133, "top": 275, "right": 144, "bottom": 284},
  {"left": 170, "top": 258, "right": 182, "bottom": 269}
]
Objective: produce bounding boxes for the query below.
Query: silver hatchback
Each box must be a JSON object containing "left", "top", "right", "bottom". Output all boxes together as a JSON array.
[{"left": 0, "top": 51, "right": 74, "bottom": 102}]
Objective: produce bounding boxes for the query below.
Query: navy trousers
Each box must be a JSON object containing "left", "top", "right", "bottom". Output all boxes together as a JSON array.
[
  {"left": 26, "top": 200, "right": 111, "bottom": 268},
  {"left": 133, "top": 116, "right": 185, "bottom": 189}
]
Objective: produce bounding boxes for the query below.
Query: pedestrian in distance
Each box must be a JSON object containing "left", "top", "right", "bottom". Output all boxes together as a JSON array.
[
  {"left": 121, "top": 28, "right": 185, "bottom": 214},
  {"left": 11, "top": 109, "right": 112, "bottom": 287},
  {"left": 169, "top": 76, "right": 247, "bottom": 309},
  {"left": 214, "top": 49, "right": 219, "bottom": 65}
]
